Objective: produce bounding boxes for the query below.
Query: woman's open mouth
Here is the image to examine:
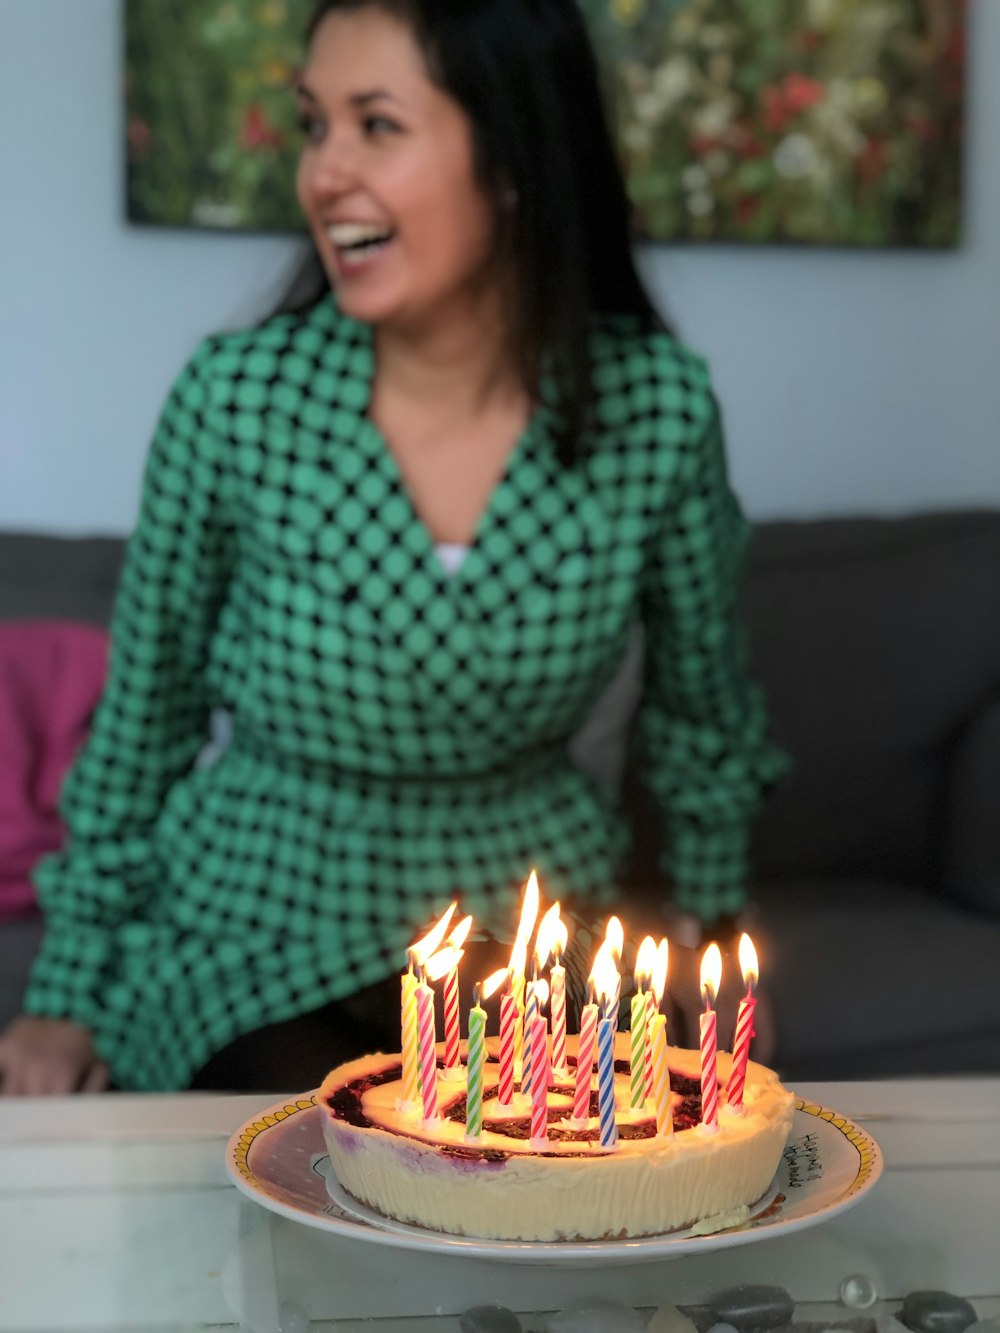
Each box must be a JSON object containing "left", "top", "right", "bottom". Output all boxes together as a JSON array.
[{"left": 326, "top": 222, "right": 395, "bottom": 274}]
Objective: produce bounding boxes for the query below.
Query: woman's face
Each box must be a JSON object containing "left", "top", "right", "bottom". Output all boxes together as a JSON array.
[{"left": 295, "top": 6, "right": 500, "bottom": 335}]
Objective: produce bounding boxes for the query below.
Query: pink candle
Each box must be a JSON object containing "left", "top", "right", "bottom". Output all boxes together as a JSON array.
[
  {"left": 498, "top": 990, "right": 517, "bottom": 1106},
  {"left": 700, "top": 1006, "right": 719, "bottom": 1129},
  {"left": 726, "top": 992, "right": 756, "bottom": 1108},
  {"left": 573, "top": 994, "right": 598, "bottom": 1121},
  {"left": 725, "top": 934, "right": 760, "bottom": 1109},
  {"left": 644, "top": 990, "right": 656, "bottom": 1100},
  {"left": 550, "top": 954, "right": 567, "bottom": 1074},
  {"left": 415, "top": 982, "right": 439, "bottom": 1122},
  {"left": 529, "top": 1015, "right": 549, "bottom": 1144},
  {"left": 442, "top": 965, "right": 461, "bottom": 1073},
  {"left": 699, "top": 943, "right": 722, "bottom": 1131}
]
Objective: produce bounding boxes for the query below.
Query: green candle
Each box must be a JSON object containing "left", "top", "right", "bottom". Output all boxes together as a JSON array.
[
  {"left": 466, "top": 986, "right": 487, "bottom": 1138},
  {"left": 630, "top": 988, "right": 647, "bottom": 1109}
]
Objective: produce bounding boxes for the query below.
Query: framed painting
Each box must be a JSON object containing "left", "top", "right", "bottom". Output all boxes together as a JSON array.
[{"left": 124, "top": 0, "right": 965, "bottom": 246}]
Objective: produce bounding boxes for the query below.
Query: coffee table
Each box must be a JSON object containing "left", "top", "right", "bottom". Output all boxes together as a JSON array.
[{"left": 1, "top": 1078, "right": 997, "bottom": 1332}]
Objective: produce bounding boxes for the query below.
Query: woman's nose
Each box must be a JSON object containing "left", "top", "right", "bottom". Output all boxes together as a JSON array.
[{"left": 309, "top": 130, "right": 358, "bottom": 195}]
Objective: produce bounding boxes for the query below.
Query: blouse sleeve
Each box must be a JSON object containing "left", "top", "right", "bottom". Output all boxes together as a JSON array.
[
  {"left": 636, "top": 384, "right": 787, "bottom": 924},
  {"left": 22, "top": 340, "right": 235, "bottom": 1031}
]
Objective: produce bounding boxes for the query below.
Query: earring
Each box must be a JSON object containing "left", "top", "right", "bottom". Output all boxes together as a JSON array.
[{"left": 503, "top": 186, "right": 519, "bottom": 211}]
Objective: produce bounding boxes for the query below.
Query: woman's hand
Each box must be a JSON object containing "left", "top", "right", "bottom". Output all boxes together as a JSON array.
[{"left": 0, "top": 1015, "right": 109, "bottom": 1096}]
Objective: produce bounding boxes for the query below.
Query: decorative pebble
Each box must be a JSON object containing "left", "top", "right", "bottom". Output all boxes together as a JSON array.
[
  {"left": 901, "top": 1293, "right": 978, "bottom": 1333},
  {"left": 707, "top": 1324, "right": 739, "bottom": 1333},
  {"left": 709, "top": 1286, "right": 796, "bottom": 1330},
  {"left": 460, "top": 1306, "right": 523, "bottom": 1333},
  {"left": 546, "top": 1300, "right": 647, "bottom": 1333},
  {"left": 840, "top": 1276, "right": 879, "bottom": 1310},
  {"left": 278, "top": 1302, "right": 311, "bottom": 1333},
  {"left": 646, "top": 1307, "right": 698, "bottom": 1333}
]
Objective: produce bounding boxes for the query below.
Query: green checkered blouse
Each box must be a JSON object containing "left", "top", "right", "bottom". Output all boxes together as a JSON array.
[{"left": 25, "top": 296, "right": 784, "bottom": 1090}]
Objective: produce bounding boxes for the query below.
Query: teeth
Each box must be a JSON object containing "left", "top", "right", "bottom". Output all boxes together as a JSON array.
[{"left": 327, "top": 222, "right": 393, "bottom": 247}]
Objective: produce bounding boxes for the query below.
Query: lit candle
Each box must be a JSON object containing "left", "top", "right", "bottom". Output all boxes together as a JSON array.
[
  {"left": 631, "top": 938, "right": 657, "bottom": 1110},
  {"left": 509, "top": 871, "right": 540, "bottom": 1081},
  {"left": 441, "top": 915, "right": 473, "bottom": 1081},
  {"left": 400, "top": 903, "right": 457, "bottom": 1111},
  {"left": 400, "top": 952, "right": 421, "bottom": 1109},
  {"left": 605, "top": 916, "right": 624, "bottom": 1025},
  {"left": 528, "top": 1014, "right": 549, "bottom": 1146},
  {"left": 497, "top": 983, "right": 517, "bottom": 1107},
  {"left": 573, "top": 981, "right": 599, "bottom": 1122},
  {"left": 649, "top": 1012, "right": 672, "bottom": 1136},
  {"left": 415, "top": 975, "right": 439, "bottom": 1124},
  {"left": 726, "top": 934, "right": 759, "bottom": 1110},
  {"left": 597, "top": 1014, "right": 618, "bottom": 1149},
  {"left": 593, "top": 946, "right": 620, "bottom": 1149},
  {"left": 465, "top": 982, "right": 487, "bottom": 1140},
  {"left": 536, "top": 902, "right": 568, "bottom": 1077},
  {"left": 522, "top": 962, "right": 539, "bottom": 1096},
  {"left": 699, "top": 942, "right": 722, "bottom": 1131},
  {"left": 647, "top": 938, "right": 669, "bottom": 1104}
]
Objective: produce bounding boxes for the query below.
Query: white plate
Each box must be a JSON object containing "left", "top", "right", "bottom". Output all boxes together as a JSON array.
[{"left": 226, "top": 1094, "right": 882, "bottom": 1266}]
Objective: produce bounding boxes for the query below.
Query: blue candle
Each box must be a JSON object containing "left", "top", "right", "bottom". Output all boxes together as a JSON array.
[{"left": 597, "top": 1015, "right": 618, "bottom": 1149}]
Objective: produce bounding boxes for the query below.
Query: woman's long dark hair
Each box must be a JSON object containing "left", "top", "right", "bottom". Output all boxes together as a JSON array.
[{"left": 273, "top": 0, "right": 667, "bottom": 463}]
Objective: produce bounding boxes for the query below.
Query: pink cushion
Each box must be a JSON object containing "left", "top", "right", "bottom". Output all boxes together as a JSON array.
[{"left": 0, "top": 621, "right": 108, "bottom": 919}]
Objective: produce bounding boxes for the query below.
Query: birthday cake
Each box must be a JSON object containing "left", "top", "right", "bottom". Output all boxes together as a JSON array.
[{"left": 319, "top": 1033, "right": 796, "bottom": 1242}]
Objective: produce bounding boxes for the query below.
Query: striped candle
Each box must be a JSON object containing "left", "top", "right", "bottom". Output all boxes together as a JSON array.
[
  {"left": 550, "top": 960, "right": 567, "bottom": 1074},
  {"left": 400, "top": 968, "right": 421, "bottom": 1106},
  {"left": 529, "top": 1015, "right": 549, "bottom": 1144},
  {"left": 629, "top": 990, "right": 647, "bottom": 1109},
  {"left": 512, "top": 970, "right": 526, "bottom": 1080},
  {"left": 497, "top": 991, "right": 517, "bottom": 1106},
  {"left": 416, "top": 983, "right": 439, "bottom": 1123},
  {"left": 726, "top": 993, "right": 757, "bottom": 1108},
  {"left": 649, "top": 1012, "right": 672, "bottom": 1136},
  {"left": 597, "top": 1016, "right": 618, "bottom": 1149},
  {"left": 522, "top": 977, "right": 538, "bottom": 1098},
  {"left": 465, "top": 991, "right": 487, "bottom": 1138},
  {"left": 573, "top": 999, "right": 598, "bottom": 1120},
  {"left": 644, "top": 990, "right": 656, "bottom": 1101},
  {"left": 700, "top": 1006, "right": 719, "bottom": 1130},
  {"left": 442, "top": 965, "right": 461, "bottom": 1074}
]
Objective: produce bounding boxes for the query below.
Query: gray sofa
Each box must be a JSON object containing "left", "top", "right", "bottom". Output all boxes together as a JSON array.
[{"left": 2, "top": 513, "right": 999, "bottom": 1080}]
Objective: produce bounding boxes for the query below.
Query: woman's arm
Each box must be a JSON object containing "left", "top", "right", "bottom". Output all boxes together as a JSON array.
[{"left": 14, "top": 341, "right": 235, "bottom": 1057}]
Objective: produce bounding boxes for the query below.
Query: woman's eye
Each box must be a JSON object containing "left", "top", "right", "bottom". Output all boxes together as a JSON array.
[
  {"left": 296, "top": 113, "right": 325, "bottom": 143},
  {"left": 363, "top": 114, "right": 399, "bottom": 137}
]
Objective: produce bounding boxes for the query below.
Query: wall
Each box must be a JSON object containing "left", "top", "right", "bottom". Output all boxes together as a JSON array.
[{"left": 2, "top": 0, "right": 997, "bottom": 535}]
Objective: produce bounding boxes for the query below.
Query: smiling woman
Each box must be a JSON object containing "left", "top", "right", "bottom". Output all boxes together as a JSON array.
[{"left": 0, "top": 0, "right": 785, "bottom": 1097}]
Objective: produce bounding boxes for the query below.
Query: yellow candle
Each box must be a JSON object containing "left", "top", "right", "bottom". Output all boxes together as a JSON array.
[
  {"left": 400, "top": 956, "right": 420, "bottom": 1107},
  {"left": 649, "top": 1012, "right": 672, "bottom": 1135}
]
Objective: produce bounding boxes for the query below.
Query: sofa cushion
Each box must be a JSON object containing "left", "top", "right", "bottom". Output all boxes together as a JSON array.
[
  {"left": 745, "top": 512, "right": 1000, "bottom": 888},
  {"left": 940, "top": 696, "right": 1000, "bottom": 914},
  {"left": 0, "top": 621, "right": 108, "bottom": 918}
]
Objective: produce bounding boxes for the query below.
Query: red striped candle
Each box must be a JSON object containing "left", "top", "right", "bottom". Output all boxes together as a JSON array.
[
  {"left": 550, "top": 960, "right": 567, "bottom": 1074},
  {"left": 416, "top": 983, "right": 439, "bottom": 1123},
  {"left": 573, "top": 999, "right": 598, "bottom": 1121},
  {"left": 644, "top": 990, "right": 656, "bottom": 1100},
  {"left": 498, "top": 991, "right": 516, "bottom": 1106},
  {"left": 442, "top": 965, "right": 461, "bottom": 1073},
  {"left": 700, "top": 1007, "right": 719, "bottom": 1129},
  {"left": 529, "top": 1015, "right": 549, "bottom": 1144},
  {"left": 726, "top": 992, "right": 757, "bottom": 1108}
]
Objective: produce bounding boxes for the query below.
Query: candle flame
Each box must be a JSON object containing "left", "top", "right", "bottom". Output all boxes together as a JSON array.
[
  {"left": 533, "top": 977, "right": 550, "bottom": 1010},
  {"left": 481, "top": 968, "right": 507, "bottom": 1001},
  {"left": 509, "top": 934, "right": 527, "bottom": 983},
  {"left": 447, "top": 914, "right": 474, "bottom": 952},
  {"left": 410, "top": 901, "right": 457, "bottom": 966},
  {"left": 635, "top": 935, "right": 658, "bottom": 989},
  {"left": 424, "top": 945, "right": 463, "bottom": 983},
  {"left": 514, "top": 869, "right": 540, "bottom": 948},
  {"left": 589, "top": 941, "right": 620, "bottom": 1010},
  {"left": 535, "top": 902, "right": 567, "bottom": 970},
  {"left": 651, "top": 938, "right": 669, "bottom": 1007},
  {"left": 604, "top": 915, "right": 624, "bottom": 962},
  {"left": 700, "top": 942, "right": 723, "bottom": 1008},
  {"left": 739, "top": 933, "right": 759, "bottom": 988}
]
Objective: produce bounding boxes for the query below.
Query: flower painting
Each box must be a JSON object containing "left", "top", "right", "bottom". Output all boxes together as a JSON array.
[{"left": 125, "top": 0, "right": 965, "bottom": 247}]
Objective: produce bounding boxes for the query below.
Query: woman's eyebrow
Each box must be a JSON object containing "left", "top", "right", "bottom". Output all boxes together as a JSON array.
[{"left": 293, "top": 82, "right": 402, "bottom": 108}]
